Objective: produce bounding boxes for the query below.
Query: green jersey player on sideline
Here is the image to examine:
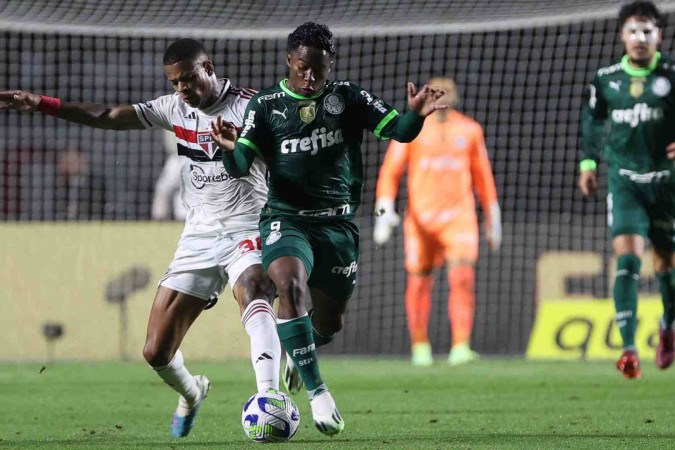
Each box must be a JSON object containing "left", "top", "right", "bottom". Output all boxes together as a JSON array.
[
  {"left": 579, "top": 1, "right": 675, "bottom": 379},
  {"left": 214, "top": 22, "right": 447, "bottom": 435}
]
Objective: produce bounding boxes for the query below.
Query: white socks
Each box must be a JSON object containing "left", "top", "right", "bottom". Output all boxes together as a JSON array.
[
  {"left": 242, "top": 299, "right": 281, "bottom": 392},
  {"left": 154, "top": 349, "right": 200, "bottom": 408}
]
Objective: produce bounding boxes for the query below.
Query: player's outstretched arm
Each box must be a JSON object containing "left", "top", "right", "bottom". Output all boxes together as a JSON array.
[{"left": 0, "top": 90, "right": 144, "bottom": 130}]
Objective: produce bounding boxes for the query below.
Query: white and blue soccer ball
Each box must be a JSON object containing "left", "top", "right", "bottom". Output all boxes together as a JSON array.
[{"left": 242, "top": 389, "right": 300, "bottom": 443}]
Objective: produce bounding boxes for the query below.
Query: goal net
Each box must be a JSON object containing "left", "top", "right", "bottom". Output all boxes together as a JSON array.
[{"left": 2, "top": 0, "right": 674, "bottom": 356}]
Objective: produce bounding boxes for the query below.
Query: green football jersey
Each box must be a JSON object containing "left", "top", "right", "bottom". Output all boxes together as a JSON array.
[
  {"left": 581, "top": 52, "right": 675, "bottom": 172},
  {"left": 238, "top": 79, "right": 400, "bottom": 219}
]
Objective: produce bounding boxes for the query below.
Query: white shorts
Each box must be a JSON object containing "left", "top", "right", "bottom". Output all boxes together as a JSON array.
[{"left": 159, "top": 229, "right": 263, "bottom": 301}]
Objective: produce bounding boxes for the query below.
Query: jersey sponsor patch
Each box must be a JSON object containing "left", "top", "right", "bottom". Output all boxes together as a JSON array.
[
  {"left": 629, "top": 78, "right": 645, "bottom": 99},
  {"left": 299, "top": 101, "right": 316, "bottom": 124},
  {"left": 323, "top": 93, "right": 345, "bottom": 115},
  {"left": 189, "top": 164, "right": 234, "bottom": 189}
]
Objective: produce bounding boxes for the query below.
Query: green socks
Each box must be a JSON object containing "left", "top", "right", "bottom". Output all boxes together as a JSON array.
[
  {"left": 613, "top": 254, "right": 641, "bottom": 349},
  {"left": 277, "top": 314, "right": 324, "bottom": 392},
  {"left": 657, "top": 269, "right": 675, "bottom": 330}
]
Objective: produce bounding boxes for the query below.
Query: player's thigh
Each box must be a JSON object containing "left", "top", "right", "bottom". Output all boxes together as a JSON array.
[
  {"left": 607, "top": 170, "right": 650, "bottom": 239},
  {"left": 144, "top": 285, "right": 207, "bottom": 363},
  {"left": 260, "top": 213, "right": 314, "bottom": 277},
  {"left": 438, "top": 220, "right": 479, "bottom": 265},
  {"left": 307, "top": 220, "right": 360, "bottom": 300},
  {"left": 403, "top": 216, "right": 441, "bottom": 273},
  {"left": 217, "top": 230, "right": 275, "bottom": 313}
]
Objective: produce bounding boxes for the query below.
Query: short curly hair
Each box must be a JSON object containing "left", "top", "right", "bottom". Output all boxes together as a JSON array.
[
  {"left": 619, "top": 1, "right": 664, "bottom": 28},
  {"left": 287, "top": 22, "right": 336, "bottom": 55},
  {"left": 163, "top": 38, "right": 208, "bottom": 65}
]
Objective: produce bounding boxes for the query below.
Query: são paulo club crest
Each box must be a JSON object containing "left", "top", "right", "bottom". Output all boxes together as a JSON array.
[{"left": 197, "top": 131, "right": 218, "bottom": 159}]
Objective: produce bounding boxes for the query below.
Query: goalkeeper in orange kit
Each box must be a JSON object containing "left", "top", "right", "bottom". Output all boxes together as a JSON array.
[{"left": 374, "top": 77, "right": 501, "bottom": 366}]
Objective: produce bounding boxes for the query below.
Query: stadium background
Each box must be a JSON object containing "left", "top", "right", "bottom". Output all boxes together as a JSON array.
[{"left": 2, "top": 0, "right": 675, "bottom": 360}]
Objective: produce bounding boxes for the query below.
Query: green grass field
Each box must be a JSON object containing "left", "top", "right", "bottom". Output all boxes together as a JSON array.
[{"left": 0, "top": 358, "right": 674, "bottom": 449}]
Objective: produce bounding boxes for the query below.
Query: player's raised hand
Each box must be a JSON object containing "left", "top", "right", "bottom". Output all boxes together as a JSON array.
[
  {"left": 578, "top": 170, "right": 598, "bottom": 196},
  {"left": 0, "top": 90, "right": 42, "bottom": 112},
  {"left": 210, "top": 114, "right": 238, "bottom": 151},
  {"left": 666, "top": 142, "right": 675, "bottom": 160},
  {"left": 406, "top": 82, "right": 448, "bottom": 117}
]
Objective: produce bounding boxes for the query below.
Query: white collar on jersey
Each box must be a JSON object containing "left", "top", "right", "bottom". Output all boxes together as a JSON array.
[{"left": 198, "top": 78, "right": 232, "bottom": 115}]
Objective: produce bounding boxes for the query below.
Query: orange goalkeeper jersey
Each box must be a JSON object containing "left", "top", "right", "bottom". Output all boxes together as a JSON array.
[{"left": 376, "top": 110, "right": 497, "bottom": 228}]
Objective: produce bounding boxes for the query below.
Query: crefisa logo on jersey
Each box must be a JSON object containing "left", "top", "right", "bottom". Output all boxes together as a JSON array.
[
  {"left": 323, "top": 94, "right": 345, "bottom": 115},
  {"left": 652, "top": 77, "right": 671, "bottom": 97},
  {"left": 197, "top": 131, "right": 218, "bottom": 159}
]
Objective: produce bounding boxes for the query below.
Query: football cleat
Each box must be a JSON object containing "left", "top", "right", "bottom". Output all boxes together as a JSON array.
[
  {"left": 171, "top": 375, "right": 211, "bottom": 438},
  {"left": 310, "top": 390, "right": 345, "bottom": 436},
  {"left": 283, "top": 354, "right": 303, "bottom": 395},
  {"left": 448, "top": 343, "right": 479, "bottom": 366},
  {"left": 656, "top": 326, "right": 675, "bottom": 369},
  {"left": 411, "top": 342, "right": 433, "bottom": 367},
  {"left": 616, "top": 349, "right": 641, "bottom": 379}
]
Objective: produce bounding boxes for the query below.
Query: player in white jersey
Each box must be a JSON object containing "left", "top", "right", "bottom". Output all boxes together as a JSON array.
[{"left": 0, "top": 39, "right": 280, "bottom": 438}]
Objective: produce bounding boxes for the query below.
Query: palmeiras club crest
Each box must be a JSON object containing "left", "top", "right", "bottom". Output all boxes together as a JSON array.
[{"left": 197, "top": 131, "right": 218, "bottom": 159}]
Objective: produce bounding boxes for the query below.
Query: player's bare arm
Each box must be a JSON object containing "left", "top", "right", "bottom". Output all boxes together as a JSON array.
[
  {"left": 406, "top": 82, "right": 447, "bottom": 116},
  {"left": 0, "top": 90, "right": 144, "bottom": 130}
]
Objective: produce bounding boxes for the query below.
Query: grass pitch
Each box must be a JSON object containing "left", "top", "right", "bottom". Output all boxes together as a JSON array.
[{"left": 0, "top": 358, "right": 673, "bottom": 449}]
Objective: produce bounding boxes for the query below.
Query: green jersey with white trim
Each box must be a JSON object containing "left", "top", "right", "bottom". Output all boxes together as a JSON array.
[
  {"left": 238, "top": 79, "right": 400, "bottom": 219},
  {"left": 581, "top": 53, "right": 675, "bottom": 172}
]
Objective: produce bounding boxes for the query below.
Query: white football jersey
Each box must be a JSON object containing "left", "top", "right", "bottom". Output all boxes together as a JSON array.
[{"left": 134, "top": 79, "right": 267, "bottom": 237}]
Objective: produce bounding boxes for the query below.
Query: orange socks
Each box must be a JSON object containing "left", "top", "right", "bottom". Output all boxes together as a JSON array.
[
  {"left": 405, "top": 273, "right": 434, "bottom": 344},
  {"left": 448, "top": 265, "right": 476, "bottom": 346}
]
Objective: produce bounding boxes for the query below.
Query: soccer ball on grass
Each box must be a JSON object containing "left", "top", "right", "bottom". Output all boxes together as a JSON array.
[{"left": 242, "top": 389, "right": 300, "bottom": 443}]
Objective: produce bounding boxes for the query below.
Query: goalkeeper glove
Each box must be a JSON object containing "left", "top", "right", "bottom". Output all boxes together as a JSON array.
[{"left": 373, "top": 198, "right": 400, "bottom": 245}]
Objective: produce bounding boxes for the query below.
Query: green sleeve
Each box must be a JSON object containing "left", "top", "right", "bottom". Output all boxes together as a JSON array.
[
  {"left": 222, "top": 143, "right": 257, "bottom": 178},
  {"left": 385, "top": 110, "right": 425, "bottom": 143},
  {"left": 580, "top": 76, "right": 608, "bottom": 168}
]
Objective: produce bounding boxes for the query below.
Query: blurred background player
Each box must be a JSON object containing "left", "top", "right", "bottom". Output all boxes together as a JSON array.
[
  {"left": 374, "top": 77, "right": 501, "bottom": 367},
  {"left": 578, "top": 1, "right": 675, "bottom": 379},
  {"left": 219, "top": 22, "right": 447, "bottom": 435},
  {"left": 151, "top": 131, "right": 188, "bottom": 221},
  {"left": 0, "top": 39, "right": 281, "bottom": 437}
]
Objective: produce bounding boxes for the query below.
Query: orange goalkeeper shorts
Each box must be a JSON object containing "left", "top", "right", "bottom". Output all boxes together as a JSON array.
[{"left": 403, "top": 214, "right": 479, "bottom": 273}]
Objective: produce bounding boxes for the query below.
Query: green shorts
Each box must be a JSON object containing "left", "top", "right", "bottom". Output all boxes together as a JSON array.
[
  {"left": 259, "top": 213, "right": 360, "bottom": 299},
  {"left": 607, "top": 167, "right": 675, "bottom": 251}
]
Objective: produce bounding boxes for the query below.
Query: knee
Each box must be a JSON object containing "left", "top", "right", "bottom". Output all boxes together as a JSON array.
[
  {"left": 616, "top": 254, "right": 641, "bottom": 275},
  {"left": 235, "top": 274, "right": 275, "bottom": 308},
  {"left": 449, "top": 265, "right": 475, "bottom": 291},
  {"left": 143, "top": 341, "right": 174, "bottom": 368},
  {"left": 314, "top": 312, "right": 344, "bottom": 336},
  {"left": 275, "top": 276, "right": 307, "bottom": 307}
]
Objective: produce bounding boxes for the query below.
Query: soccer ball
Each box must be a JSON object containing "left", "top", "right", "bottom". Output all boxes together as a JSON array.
[{"left": 242, "top": 389, "right": 300, "bottom": 443}]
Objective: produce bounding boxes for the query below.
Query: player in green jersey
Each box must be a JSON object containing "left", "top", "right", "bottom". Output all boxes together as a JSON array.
[
  {"left": 215, "top": 22, "right": 446, "bottom": 434},
  {"left": 579, "top": 1, "right": 675, "bottom": 379}
]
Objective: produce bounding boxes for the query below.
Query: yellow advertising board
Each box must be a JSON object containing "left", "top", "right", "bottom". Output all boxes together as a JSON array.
[
  {"left": 528, "top": 251, "right": 661, "bottom": 360},
  {"left": 0, "top": 223, "right": 249, "bottom": 362}
]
